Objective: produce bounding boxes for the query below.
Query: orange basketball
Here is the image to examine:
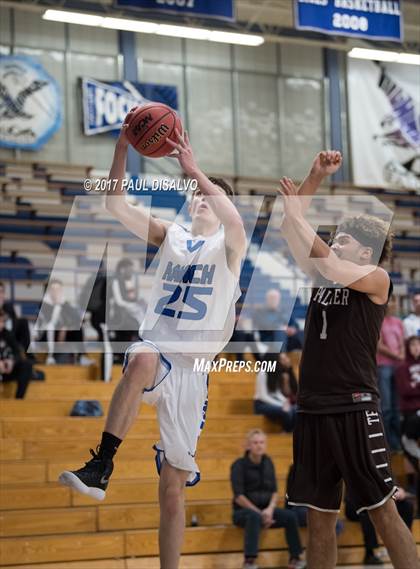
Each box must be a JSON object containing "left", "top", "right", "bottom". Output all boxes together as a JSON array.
[{"left": 125, "top": 103, "right": 183, "bottom": 158}]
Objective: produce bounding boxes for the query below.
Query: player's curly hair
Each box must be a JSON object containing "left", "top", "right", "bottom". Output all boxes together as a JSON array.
[{"left": 332, "top": 214, "right": 394, "bottom": 265}]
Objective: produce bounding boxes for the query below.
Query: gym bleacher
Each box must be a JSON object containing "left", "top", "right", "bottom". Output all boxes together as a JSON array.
[{"left": 0, "top": 158, "right": 419, "bottom": 568}]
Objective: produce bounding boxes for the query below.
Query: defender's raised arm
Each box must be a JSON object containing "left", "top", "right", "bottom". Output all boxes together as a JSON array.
[{"left": 279, "top": 176, "right": 390, "bottom": 304}]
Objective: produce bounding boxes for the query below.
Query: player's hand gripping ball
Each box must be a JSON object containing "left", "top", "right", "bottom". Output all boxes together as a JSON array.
[{"left": 125, "top": 103, "right": 183, "bottom": 158}]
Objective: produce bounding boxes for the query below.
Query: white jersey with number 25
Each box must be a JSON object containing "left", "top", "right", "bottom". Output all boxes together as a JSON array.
[{"left": 140, "top": 223, "right": 241, "bottom": 362}]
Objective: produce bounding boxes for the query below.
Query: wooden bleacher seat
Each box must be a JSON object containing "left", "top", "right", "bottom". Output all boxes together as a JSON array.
[
  {"left": 0, "top": 158, "right": 419, "bottom": 567},
  {"left": 1, "top": 364, "right": 419, "bottom": 569},
  {"left": 1, "top": 523, "right": 419, "bottom": 566}
]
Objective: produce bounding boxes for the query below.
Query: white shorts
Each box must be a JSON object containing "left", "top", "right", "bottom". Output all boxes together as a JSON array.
[{"left": 123, "top": 340, "right": 208, "bottom": 486}]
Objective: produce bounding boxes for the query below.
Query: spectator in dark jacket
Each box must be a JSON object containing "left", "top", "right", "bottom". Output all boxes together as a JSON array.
[
  {"left": 37, "top": 279, "right": 91, "bottom": 365},
  {"left": 111, "top": 259, "right": 146, "bottom": 346},
  {"left": 0, "top": 309, "right": 32, "bottom": 398},
  {"left": 78, "top": 267, "right": 109, "bottom": 378},
  {"left": 0, "top": 281, "right": 31, "bottom": 353},
  {"left": 230, "top": 429, "right": 305, "bottom": 569}
]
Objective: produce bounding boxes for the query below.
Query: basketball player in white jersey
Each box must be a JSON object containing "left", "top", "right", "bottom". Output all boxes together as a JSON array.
[{"left": 59, "top": 109, "right": 246, "bottom": 568}]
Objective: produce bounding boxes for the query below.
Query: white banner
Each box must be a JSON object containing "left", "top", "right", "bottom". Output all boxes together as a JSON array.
[{"left": 348, "top": 59, "right": 420, "bottom": 191}]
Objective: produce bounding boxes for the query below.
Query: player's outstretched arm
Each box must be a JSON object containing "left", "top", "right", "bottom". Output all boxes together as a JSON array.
[
  {"left": 296, "top": 150, "right": 342, "bottom": 210},
  {"left": 167, "top": 129, "right": 246, "bottom": 274},
  {"left": 279, "top": 177, "right": 389, "bottom": 304},
  {"left": 280, "top": 151, "right": 342, "bottom": 278},
  {"left": 105, "top": 109, "right": 171, "bottom": 247}
]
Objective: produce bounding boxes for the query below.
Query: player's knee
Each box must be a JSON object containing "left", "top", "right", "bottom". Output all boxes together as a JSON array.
[
  {"left": 308, "top": 509, "right": 336, "bottom": 534},
  {"left": 368, "top": 499, "right": 396, "bottom": 526},
  {"left": 123, "top": 352, "right": 157, "bottom": 389},
  {"left": 160, "top": 483, "right": 184, "bottom": 516}
]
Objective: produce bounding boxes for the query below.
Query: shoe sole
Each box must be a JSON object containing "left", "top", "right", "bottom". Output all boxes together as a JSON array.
[{"left": 58, "top": 471, "right": 106, "bottom": 501}]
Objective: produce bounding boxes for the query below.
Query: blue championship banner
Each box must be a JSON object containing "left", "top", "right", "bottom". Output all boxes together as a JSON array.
[
  {"left": 295, "top": 0, "right": 402, "bottom": 42},
  {"left": 81, "top": 78, "right": 178, "bottom": 136},
  {"left": 115, "top": 0, "right": 235, "bottom": 21}
]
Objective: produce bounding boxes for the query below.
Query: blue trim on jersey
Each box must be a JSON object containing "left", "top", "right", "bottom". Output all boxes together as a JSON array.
[
  {"left": 153, "top": 445, "right": 201, "bottom": 487},
  {"left": 187, "top": 239, "right": 205, "bottom": 252},
  {"left": 195, "top": 374, "right": 209, "bottom": 455},
  {"left": 152, "top": 378, "right": 208, "bottom": 487},
  {"left": 154, "top": 444, "right": 163, "bottom": 476},
  {"left": 122, "top": 339, "right": 172, "bottom": 392},
  {"left": 143, "top": 342, "right": 172, "bottom": 393},
  {"left": 186, "top": 472, "right": 201, "bottom": 486}
]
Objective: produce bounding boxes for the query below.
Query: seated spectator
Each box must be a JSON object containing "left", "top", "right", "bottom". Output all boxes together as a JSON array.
[
  {"left": 111, "top": 259, "right": 146, "bottom": 345},
  {"left": 0, "top": 281, "right": 31, "bottom": 353},
  {"left": 253, "top": 289, "right": 286, "bottom": 346},
  {"left": 345, "top": 488, "right": 414, "bottom": 566},
  {"left": 376, "top": 295, "right": 404, "bottom": 451},
  {"left": 78, "top": 264, "right": 107, "bottom": 343},
  {"left": 254, "top": 353, "right": 297, "bottom": 432},
  {"left": 0, "top": 309, "right": 33, "bottom": 398},
  {"left": 37, "top": 279, "right": 92, "bottom": 365},
  {"left": 253, "top": 289, "right": 302, "bottom": 355},
  {"left": 403, "top": 292, "right": 420, "bottom": 338},
  {"left": 230, "top": 429, "right": 306, "bottom": 569},
  {"left": 78, "top": 266, "right": 109, "bottom": 379},
  {"left": 285, "top": 322, "right": 302, "bottom": 353},
  {"left": 278, "top": 353, "right": 298, "bottom": 403},
  {"left": 229, "top": 313, "right": 260, "bottom": 362}
]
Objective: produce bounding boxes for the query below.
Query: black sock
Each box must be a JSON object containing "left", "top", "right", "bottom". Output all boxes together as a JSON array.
[{"left": 98, "top": 431, "right": 122, "bottom": 460}]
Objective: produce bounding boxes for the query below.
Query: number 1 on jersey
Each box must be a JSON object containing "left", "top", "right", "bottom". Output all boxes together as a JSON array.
[{"left": 320, "top": 309, "right": 328, "bottom": 340}]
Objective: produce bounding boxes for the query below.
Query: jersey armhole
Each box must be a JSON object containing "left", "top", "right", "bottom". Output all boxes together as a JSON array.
[{"left": 366, "top": 274, "right": 392, "bottom": 306}]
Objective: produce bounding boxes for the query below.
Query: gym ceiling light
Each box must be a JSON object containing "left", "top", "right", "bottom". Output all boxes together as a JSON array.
[
  {"left": 348, "top": 47, "right": 420, "bottom": 65},
  {"left": 42, "top": 9, "right": 265, "bottom": 46}
]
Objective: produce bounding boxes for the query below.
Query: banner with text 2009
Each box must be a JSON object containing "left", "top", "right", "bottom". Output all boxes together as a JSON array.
[{"left": 295, "top": 0, "right": 402, "bottom": 42}]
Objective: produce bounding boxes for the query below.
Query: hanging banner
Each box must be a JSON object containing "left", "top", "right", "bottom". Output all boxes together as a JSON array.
[
  {"left": 348, "top": 59, "right": 420, "bottom": 191},
  {"left": 0, "top": 55, "right": 62, "bottom": 150},
  {"left": 295, "top": 1, "right": 403, "bottom": 42},
  {"left": 115, "top": 0, "right": 235, "bottom": 21},
  {"left": 81, "top": 78, "right": 178, "bottom": 136}
]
